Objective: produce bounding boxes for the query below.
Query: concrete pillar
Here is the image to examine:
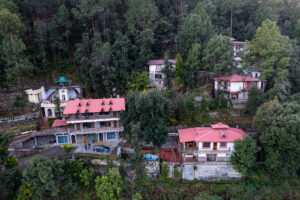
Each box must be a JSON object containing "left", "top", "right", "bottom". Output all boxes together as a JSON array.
[
  {"left": 52, "top": 108, "right": 55, "bottom": 117},
  {"left": 183, "top": 142, "right": 186, "bottom": 151},
  {"left": 45, "top": 108, "right": 48, "bottom": 117},
  {"left": 97, "top": 133, "right": 99, "bottom": 141},
  {"left": 34, "top": 137, "right": 37, "bottom": 147}
]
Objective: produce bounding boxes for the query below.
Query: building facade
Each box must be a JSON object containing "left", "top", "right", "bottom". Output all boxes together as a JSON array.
[
  {"left": 213, "top": 74, "right": 265, "bottom": 101},
  {"left": 147, "top": 59, "right": 176, "bottom": 90},
  {"left": 178, "top": 123, "right": 246, "bottom": 162},
  {"left": 53, "top": 98, "right": 125, "bottom": 145},
  {"left": 37, "top": 77, "right": 81, "bottom": 118}
]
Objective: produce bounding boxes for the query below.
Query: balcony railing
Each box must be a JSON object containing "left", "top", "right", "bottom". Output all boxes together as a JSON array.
[
  {"left": 69, "top": 114, "right": 119, "bottom": 121},
  {"left": 68, "top": 127, "right": 124, "bottom": 134}
]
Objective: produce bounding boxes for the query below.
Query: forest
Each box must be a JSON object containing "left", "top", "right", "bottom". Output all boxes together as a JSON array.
[
  {"left": 0, "top": 0, "right": 299, "bottom": 95},
  {"left": 0, "top": 0, "right": 300, "bottom": 200}
]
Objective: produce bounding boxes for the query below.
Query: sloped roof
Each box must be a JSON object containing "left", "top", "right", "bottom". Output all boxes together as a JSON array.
[
  {"left": 147, "top": 59, "right": 176, "bottom": 65},
  {"left": 230, "top": 37, "right": 245, "bottom": 44},
  {"left": 63, "top": 98, "right": 125, "bottom": 114},
  {"left": 178, "top": 123, "right": 246, "bottom": 143},
  {"left": 57, "top": 76, "right": 69, "bottom": 83},
  {"left": 52, "top": 119, "right": 68, "bottom": 127},
  {"left": 213, "top": 74, "right": 261, "bottom": 82}
]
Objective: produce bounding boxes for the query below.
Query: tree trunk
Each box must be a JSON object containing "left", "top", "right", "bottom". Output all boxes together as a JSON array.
[
  {"left": 92, "top": 18, "right": 96, "bottom": 37},
  {"left": 10, "top": 33, "right": 21, "bottom": 89},
  {"left": 230, "top": 9, "right": 233, "bottom": 37}
]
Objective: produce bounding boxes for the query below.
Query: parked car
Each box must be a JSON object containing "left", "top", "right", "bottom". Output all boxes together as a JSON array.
[{"left": 93, "top": 145, "right": 110, "bottom": 153}]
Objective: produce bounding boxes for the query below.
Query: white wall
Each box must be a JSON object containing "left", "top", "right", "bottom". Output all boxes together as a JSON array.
[{"left": 229, "top": 82, "right": 244, "bottom": 92}]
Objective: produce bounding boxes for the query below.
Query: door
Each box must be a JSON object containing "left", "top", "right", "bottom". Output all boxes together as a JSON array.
[
  {"left": 71, "top": 135, "right": 76, "bottom": 144},
  {"left": 246, "top": 82, "right": 250, "bottom": 90},
  {"left": 83, "top": 135, "right": 87, "bottom": 144},
  {"left": 213, "top": 142, "right": 217, "bottom": 150}
]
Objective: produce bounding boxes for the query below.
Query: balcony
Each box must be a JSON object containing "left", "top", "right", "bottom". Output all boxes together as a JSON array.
[
  {"left": 68, "top": 126, "right": 124, "bottom": 134},
  {"left": 68, "top": 114, "right": 119, "bottom": 123}
]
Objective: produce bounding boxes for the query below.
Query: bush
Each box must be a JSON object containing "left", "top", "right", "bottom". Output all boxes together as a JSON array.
[
  {"left": 61, "top": 143, "right": 72, "bottom": 153},
  {"left": 6, "top": 156, "right": 18, "bottom": 169},
  {"left": 17, "top": 184, "right": 33, "bottom": 200},
  {"left": 161, "top": 162, "right": 170, "bottom": 181}
]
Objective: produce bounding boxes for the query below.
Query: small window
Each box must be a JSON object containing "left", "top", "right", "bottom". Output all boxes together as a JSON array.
[
  {"left": 207, "top": 154, "right": 217, "bottom": 162},
  {"left": 155, "top": 74, "right": 162, "bottom": 79},
  {"left": 101, "top": 101, "right": 105, "bottom": 105},
  {"left": 109, "top": 100, "right": 113, "bottom": 105},
  {"left": 221, "top": 134, "right": 227, "bottom": 139},
  {"left": 107, "top": 132, "right": 116, "bottom": 140},
  {"left": 220, "top": 142, "right": 227, "bottom": 148},
  {"left": 86, "top": 102, "right": 89, "bottom": 106},
  {"left": 203, "top": 142, "right": 210, "bottom": 148},
  {"left": 57, "top": 135, "right": 68, "bottom": 144},
  {"left": 78, "top": 103, "right": 81, "bottom": 107}
]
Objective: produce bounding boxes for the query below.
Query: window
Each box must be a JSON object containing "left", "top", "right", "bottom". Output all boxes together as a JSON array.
[
  {"left": 155, "top": 74, "right": 162, "bottom": 79},
  {"left": 100, "top": 122, "right": 107, "bottom": 128},
  {"left": 207, "top": 154, "right": 217, "bottom": 162},
  {"left": 220, "top": 142, "right": 227, "bottom": 148},
  {"left": 156, "top": 65, "right": 162, "bottom": 69},
  {"left": 221, "top": 134, "right": 227, "bottom": 139},
  {"left": 203, "top": 142, "right": 210, "bottom": 148},
  {"left": 57, "top": 135, "right": 68, "bottom": 144},
  {"left": 107, "top": 132, "right": 116, "bottom": 140}
]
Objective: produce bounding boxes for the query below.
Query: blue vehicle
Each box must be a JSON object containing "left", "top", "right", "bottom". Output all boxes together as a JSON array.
[
  {"left": 144, "top": 153, "right": 159, "bottom": 161},
  {"left": 93, "top": 145, "right": 110, "bottom": 153}
]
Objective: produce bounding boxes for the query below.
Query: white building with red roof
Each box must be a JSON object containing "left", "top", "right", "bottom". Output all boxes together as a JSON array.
[
  {"left": 52, "top": 98, "right": 125, "bottom": 145},
  {"left": 213, "top": 74, "right": 266, "bottom": 101},
  {"left": 147, "top": 59, "right": 176, "bottom": 90},
  {"left": 178, "top": 123, "right": 246, "bottom": 162}
]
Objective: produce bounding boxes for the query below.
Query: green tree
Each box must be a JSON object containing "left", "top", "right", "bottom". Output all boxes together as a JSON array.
[
  {"left": 121, "top": 90, "right": 171, "bottom": 147},
  {"left": 245, "top": 87, "right": 266, "bottom": 114},
  {"left": 253, "top": 98, "right": 283, "bottom": 134},
  {"left": 244, "top": 19, "right": 292, "bottom": 80},
  {"left": 184, "top": 43, "right": 201, "bottom": 88},
  {"left": 0, "top": 169, "right": 22, "bottom": 199},
  {"left": 202, "top": 34, "right": 234, "bottom": 74},
  {"left": 80, "top": 167, "right": 96, "bottom": 188},
  {"left": 162, "top": 53, "right": 174, "bottom": 90},
  {"left": 267, "top": 69, "right": 291, "bottom": 102},
  {"left": 175, "top": 53, "right": 184, "bottom": 84},
  {"left": 176, "top": 2, "right": 213, "bottom": 56},
  {"left": 54, "top": 96, "right": 61, "bottom": 119},
  {"left": 0, "top": 8, "right": 35, "bottom": 87},
  {"left": 95, "top": 168, "right": 124, "bottom": 200},
  {"left": 0, "top": 132, "right": 10, "bottom": 167},
  {"left": 127, "top": 71, "right": 149, "bottom": 92},
  {"left": 22, "top": 156, "right": 64, "bottom": 200},
  {"left": 231, "top": 136, "right": 261, "bottom": 176},
  {"left": 288, "top": 40, "right": 300, "bottom": 94},
  {"left": 259, "top": 96, "right": 300, "bottom": 178},
  {"left": 17, "top": 184, "right": 33, "bottom": 200},
  {"left": 125, "top": 0, "right": 159, "bottom": 69}
]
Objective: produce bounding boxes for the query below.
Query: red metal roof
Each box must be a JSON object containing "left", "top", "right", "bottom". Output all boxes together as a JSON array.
[
  {"left": 178, "top": 123, "right": 246, "bottom": 143},
  {"left": 213, "top": 74, "right": 261, "bottom": 82},
  {"left": 63, "top": 98, "right": 125, "bottom": 114},
  {"left": 147, "top": 59, "right": 176, "bottom": 65},
  {"left": 160, "top": 148, "right": 183, "bottom": 162},
  {"left": 52, "top": 119, "right": 68, "bottom": 127},
  {"left": 230, "top": 37, "right": 245, "bottom": 44}
]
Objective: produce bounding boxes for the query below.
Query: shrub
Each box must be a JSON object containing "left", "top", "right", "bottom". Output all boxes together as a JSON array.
[
  {"left": 17, "top": 184, "right": 33, "bottom": 200},
  {"left": 61, "top": 143, "right": 72, "bottom": 153},
  {"left": 6, "top": 156, "right": 18, "bottom": 169}
]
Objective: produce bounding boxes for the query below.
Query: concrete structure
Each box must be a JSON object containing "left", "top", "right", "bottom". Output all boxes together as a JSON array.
[
  {"left": 26, "top": 87, "right": 43, "bottom": 104},
  {"left": 147, "top": 59, "right": 176, "bottom": 90},
  {"left": 213, "top": 74, "right": 265, "bottom": 102},
  {"left": 52, "top": 98, "right": 125, "bottom": 145},
  {"left": 178, "top": 123, "right": 246, "bottom": 162}
]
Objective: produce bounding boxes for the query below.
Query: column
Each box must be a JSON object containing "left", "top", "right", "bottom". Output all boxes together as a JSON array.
[
  {"left": 45, "top": 108, "right": 48, "bottom": 117},
  {"left": 97, "top": 133, "right": 99, "bottom": 141}
]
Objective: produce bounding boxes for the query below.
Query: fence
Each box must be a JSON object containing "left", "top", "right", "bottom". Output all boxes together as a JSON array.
[{"left": 0, "top": 112, "right": 40, "bottom": 124}]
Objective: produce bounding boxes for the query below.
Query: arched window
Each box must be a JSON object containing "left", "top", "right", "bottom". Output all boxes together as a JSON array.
[
  {"left": 47, "top": 108, "right": 53, "bottom": 117},
  {"left": 62, "top": 94, "right": 66, "bottom": 101}
]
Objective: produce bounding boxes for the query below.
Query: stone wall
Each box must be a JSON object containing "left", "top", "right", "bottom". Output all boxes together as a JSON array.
[
  {"left": 144, "top": 161, "right": 160, "bottom": 179},
  {"left": 180, "top": 162, "right": 243, "bottom": 181}
]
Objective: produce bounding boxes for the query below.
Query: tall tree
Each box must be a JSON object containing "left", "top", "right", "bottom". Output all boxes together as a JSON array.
[
  {"left": 175, "top": 53, "right": 184, "bottom": 84},
  {"left": 95, "top": 168, "right": 124, "bottom": 200},
  {"left": 176, "top": 2, "right": 213, "bottom": 56},
  {"left": 244, "top": 19, "right": 292, "bottom": 81},
  {"left": 125, "top": 0, "right": 159, "bottom": 70},
  {"left": 162, "top": 53, "right": 174, "bottom": 90},
  {"left": 0, "top": 132, "right": 10, "bottom": 167},
  {"left": 0, "top": 8, "right": 35, "bottom": 87},
  {"left": 121, "top": 90, "right": 171, "bottom": 147},
  {"left": 231, "top": 136, "right": 261, "bottom": 176},
  {"left": 22, "top": 156, "right": 64, "bottom": 200},
  {"left": 202, "top": 34, "right": 234, "bottom": 74}
]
